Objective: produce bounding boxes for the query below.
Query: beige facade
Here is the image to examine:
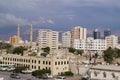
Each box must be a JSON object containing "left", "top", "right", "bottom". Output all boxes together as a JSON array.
[
  {"left": 71, "top": 26, "right": 87, "bottom": 47},
  {"left": 9, "top": 35, "right": 22, "bottom": 44},
  {"left": 90, "top": 65, "right": 120, "bottom": 80},
  {"left": 2, "top": 54, "right": 69, "bottom": 76},
  {"left": 62, "top": 31, "right": 71, "bottom": 48},
  {"left": 37, "top": 29, "right": 59, "bottom": 50},
  {"left": 105, "top": 35, "right": 118, "bottom": 49}
]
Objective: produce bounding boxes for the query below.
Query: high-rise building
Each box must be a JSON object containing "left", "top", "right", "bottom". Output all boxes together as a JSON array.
[
  {"left": 37, "top": 29, "right": 59, "bottom": 50},
  {"left": 71, "top": 26, "right": 87, "bottom": 47},
  {"left": 62, "top": 31, "right": 71, "bottom": 48},
  {"left": 104, "top": 29, "right": 111, "bottom": 39},
  {"left": 93, "top": 29, "right": 101, "bottom": 39},
  {"left": 105, "top": 35, "right": 118, "bottom": 48}
]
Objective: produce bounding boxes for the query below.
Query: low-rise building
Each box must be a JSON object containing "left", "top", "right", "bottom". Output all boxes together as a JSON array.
[
  {"left": 105, "top": 35, "right": 118, "bottom": 49},
  {"left": 90, "top": 65, "right": 120, "bottom": 80},
  {"left": 1, "top": 53, "right": 69, "bottom": 76},
  {"left": 74, "top": 37, "right": 107, "bottom": 54}
]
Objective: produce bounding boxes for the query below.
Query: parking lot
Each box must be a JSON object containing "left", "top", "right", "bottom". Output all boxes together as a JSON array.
[{"left": 0, "top": 71, "right": 81, "bottom": 80}]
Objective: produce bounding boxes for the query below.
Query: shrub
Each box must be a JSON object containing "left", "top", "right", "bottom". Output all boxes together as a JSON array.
[{"left": 32, "top": 69, "right": 51, "bottom": 77}]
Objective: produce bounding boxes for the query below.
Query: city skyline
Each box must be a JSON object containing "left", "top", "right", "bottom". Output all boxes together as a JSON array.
[{"left": 0, "top": 0, "right": 120, "bottom": 40}]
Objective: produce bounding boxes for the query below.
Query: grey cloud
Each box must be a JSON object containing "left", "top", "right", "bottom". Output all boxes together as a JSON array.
[
  {"left": 0, "top": 13, "right": 54, "bottom": 28},
  {"left": 0, "top": 13, "right": 29, "bottom": 27}
]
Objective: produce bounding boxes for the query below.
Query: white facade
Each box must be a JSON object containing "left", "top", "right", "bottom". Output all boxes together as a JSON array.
[
  {"left": 37, "top": 29, "right": 59, "bottom": 50},
  {"left": 71, "top": 26, "right": 87, "bottom": 47},
  {"left": 62, "top": 31, "right": 71, "bottom": 48},
  {"left": 74, "top": 37, "right": 107, "bottom": 54},
  {"left": 105, "top": 35, "right": 118, "bottom": 49}
]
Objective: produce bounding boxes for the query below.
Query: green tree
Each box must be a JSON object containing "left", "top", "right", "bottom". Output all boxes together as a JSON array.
[
  {"left": 93, "top": 53, "right": 99, "bottom": 64},
  {"left": 75, "top": 49, "right": 84, "bottom": 56},
  {"left": 0, "top": 42, "right": 13, "bottom": 53},
  {"left": 32, "top": 69, "right": 51, "bottom": 77},
  {"left": 64, "top": 71, "right": 74, "bottom": 76},
  {"left": 14, "top": 66, "right": 28, "bottom": 73},
  {"left": 13, "top": 46, "right": 27, "bottom": 55},
  {"left": 103, "top": 47, "right": 114, "bottom": 64},
  {"left": 40, "top": 52, "right": 48, "bottom": 57},
  {"left": 114, "top": 48, "right": 120, "bottom": 58},
  {"left": 42, "top": 47, "right": 50, "bottom": 54},
  {"left": 68, "top": 47, "right": 76, "bottom": 53}
]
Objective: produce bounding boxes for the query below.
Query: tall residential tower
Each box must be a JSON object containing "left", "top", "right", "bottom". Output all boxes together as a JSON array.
[
  {"left": 62, "top": 31, "right": 71, "bottom": 48},
  {"left": 71, "top": 26, "right": 87, "bottom": 47},
  {"left": 37, "top": 29, "right": 59, "bottom": 50}
]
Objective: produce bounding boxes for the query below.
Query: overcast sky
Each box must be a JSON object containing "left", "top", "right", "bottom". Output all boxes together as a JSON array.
[{"left": 0, "top": 0, "right": 120, "bottom": 40}]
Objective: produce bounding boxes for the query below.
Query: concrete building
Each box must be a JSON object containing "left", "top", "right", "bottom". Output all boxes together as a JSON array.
[
  {"left": 74, "top": 37, "right": 106, "bottom": 54},
  {"left": 9, "top": 24, "right": 22, "bottom": 44},
  {"left": 62, "top": 31, "right": 71, "bottom": 48},
  {"left": 93, "top": 29, "right": 101, "bottom": 39},
  {"left": 105, "top": 35, "right": 118, "bottom": 49},
  {"left": 90, "top": 65, "right": 120, "bottom": 80},
  {"left": 71, "top": 26, "right": 87, "bottom": 47},
  {"left": 2, "top": 51, "right": 70, "bottom": 76},
  {"left": 104, "top": 29, "right": 111, "bottom": 39},
  {"left": 37, "top": 29, "right": 59, "bottom": 50},
  {"left": 9, "top": 35, "right": 20, "bottom": 44}
]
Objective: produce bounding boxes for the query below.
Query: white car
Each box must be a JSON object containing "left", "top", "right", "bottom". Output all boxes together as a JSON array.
[
  {"left": 55, "top": 76, "right": 66, "bottom": 80},
  {"left": 44, "top": 73, "right": 53, "bottom": 79},
  {"left": 21, "top": 69, "right": 33, "bottom": 74},
  {"left": 0, "top": 67, "right": 7, "bottom": 71},
  {"left": 6, "top": 67, "right": 15, "bottom": 71}
]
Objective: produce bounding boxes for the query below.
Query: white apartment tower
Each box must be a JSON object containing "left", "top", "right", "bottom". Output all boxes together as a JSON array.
[
  {"left": 105, "top": 35, "right": 118, "bottom": 49},
  {"left": 62, "top": 31, "right": 71, "bottom": 48},
  {"left": 71, "top": 26, "right": 87, "bottom": 47},
  {"left": 37, "top": 29, "right": 59, "bottom": 50}
]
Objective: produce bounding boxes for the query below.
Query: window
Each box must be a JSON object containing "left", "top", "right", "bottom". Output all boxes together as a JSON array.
[
  {"left": 38, "top": 61, "right": 40, "bottom": 64},
  {"left": 112, "top": 73, "right": 115, "bottom": 78},
  {"left": 43, "top": 61, "right": 45, "bottom": 64},
  {"left": 34, "top": 60, "right": 36, "bottom": 63},
  {"left": 55, "top": 62, "right": 57, "bottom": 65},
  {"left": 61, "top": 61, "right": 63, "bottom": 65},
  {"left": 64, "top": 61, "right": 66, "bottom": 64},
  {"left": 94, "top": 71, "right": 97, "bottom": 77},
  {"left": 46, "top": 61, "right": 48, "bottom": 65},
  {"left": 58, "top": 61, "right": 60, "bottom": 65},
  {"left": 103, "top": 72, "right": 106, "bottom": 78},
  {"left": 49, "top": 61, "right": 51, "bottom": 65},
  {"left": 38, "top": 66, "right": 40, "bottom": 69}
]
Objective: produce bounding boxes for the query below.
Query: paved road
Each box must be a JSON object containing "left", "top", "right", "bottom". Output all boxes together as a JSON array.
[{"left": 0, "top": 71, "right": 81, "bottom": 80}]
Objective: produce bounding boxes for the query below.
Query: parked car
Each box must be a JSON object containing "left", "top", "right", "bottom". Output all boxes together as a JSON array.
[
  {"left": 10, "top": 73, "right": 21, "bottom": 79},
  {"left": 0, "top": 67, "right": 7, "bottom": 71},
  {"left": 55, "top": 76, "right": 66, "bottom": 80},
  {"left": 6, "top": 67, "right": 15, "bottom": 71},
  {"left": 44, "top": 73, "right": 53, "bottom": 79},
  {"left": 21, "top": 69, "right": 33, "bottom": 74}
]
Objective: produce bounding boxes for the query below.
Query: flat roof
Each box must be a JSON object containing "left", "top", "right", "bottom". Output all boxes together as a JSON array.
[{"left": 91, "top": 65, "right": 120, "bottom": 72}]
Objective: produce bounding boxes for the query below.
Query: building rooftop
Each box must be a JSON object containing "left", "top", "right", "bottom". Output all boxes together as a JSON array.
[{"left": 91, "top": 65, "right": 120, "bottom": 72}]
